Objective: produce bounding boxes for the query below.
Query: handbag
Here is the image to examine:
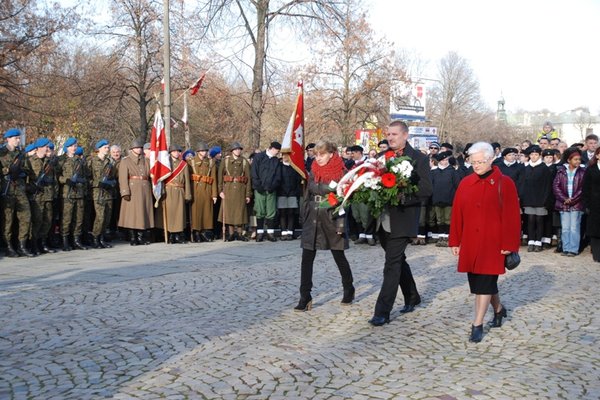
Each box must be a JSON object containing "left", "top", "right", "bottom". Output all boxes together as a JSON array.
[{"left": 498, "top": 178, "right": 520, "bottom": 271}]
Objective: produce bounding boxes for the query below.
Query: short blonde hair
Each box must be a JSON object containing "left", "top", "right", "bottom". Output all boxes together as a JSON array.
[{"left": 314, "top": 140, "right": 337, "bottom": 154}]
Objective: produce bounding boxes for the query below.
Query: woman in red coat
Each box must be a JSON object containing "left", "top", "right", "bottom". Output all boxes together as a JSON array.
[{"left": 449, "top": 142, "right": 521, "bottom": 343}]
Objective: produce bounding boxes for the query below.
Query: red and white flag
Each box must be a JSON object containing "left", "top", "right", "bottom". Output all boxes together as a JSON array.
[
  {"left": 161, "top": 77, "right": 165, "bottom": 92},
  {"left": 149, "top": 107, "right": 171, "bottom": 206},
  {"left": 189, "top": 72, "right": 206, "bottom": 96},
  {"left": 281, "top": 81, "right": 307, "bottom": 180}
]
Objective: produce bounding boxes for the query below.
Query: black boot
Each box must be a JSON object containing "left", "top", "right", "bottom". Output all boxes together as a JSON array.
[
  {"left": 469, "top": 324, "right": 484, "bottom": 343},
  {"left": 294, "top": 296, "right": 313, "bottom": 312},
  {"left": 6, "top": 243, "right": 18, "bottom": 257},
  {"left": 137, "top": 230, "right": 150, "bottom": 245},
  {"left": 63, "top": 236, "right": 72, "bottom": 252},
  {"left": 168, "top": 233, "right": 175, "bottom": 244},
  {"left": 200, "top": 231, "right": 214, "bottom": 242},
  {"left": 173, "top": 233, "right": 182, "bottom": 244},
  {"left": 40, "top": 238, "right": 55, "bottom": 253},
  {"left": 73, "top": 236, "right": 89, "bottom": 250},
  {"left": 129, "top": 230, "right": 138, "bottom": 246},
  {"left": 17, "top": 240, "right": 35, "bottom": 257},
  {"left": 31, "top": 239, "right": 40, "bottom": 256},
  {"left": 99, "top": 235, "right": 112, "bottom": 248},
  {"left": 489, "top": 305, "right": 507, "bottom": 328},
  {"left": 92, "top": 236, "right": 102, "bottom": 249},
  {"left": 341, "top": 285, "right": 355, "bottom": 305}
]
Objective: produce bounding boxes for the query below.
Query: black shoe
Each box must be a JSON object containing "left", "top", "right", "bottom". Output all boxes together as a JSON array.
[
  {"left": 566, "top": 252, "right": 577, "bottom": 257},
  {"left": 469, "top": 324, "right": 484, "bottom": 342},
  {"left": 527, "top": 245, "right": 535, "bottom": 252},
  {"left": 255, "top": 233, "right": 264, "bottom": 242},
  {"left": 399, "top": 304, "right": 416, "bottom": 313},
  {"left": 294, "top": 296, "right": 313, "bottom": 312},
  {"left": 354, "top": 237, "right": 367, "bottom": 245},
  {"left": 265, "top": 233, "right": 277, "bottom": 242},
  {"left": 17, "top": 241, "right": 35, "bottom": 257},
  {"left": 73, "top": 236, "right": 89, "bottom": 250},
  {"left": 129, "top": 230, "right": 138, "bottom": 246},
  {"left": 201, "top": 231, "right": 214, "bottom": 242},
  {"left": 137, "top": 231, "right": 150, "bottom": 245},
  {"left": 6, "top": 244, "right": 18, "bottom": 257},
  {"left": 489, "top": 305, "right": 507, "bottom": 328},
  {"left": 341, "top": 286, "right": 355, "bottom": 305},
  {"left": 40, "top": 239, "right": 56, "bottom": 253},
  {"left": 236, "top": 233, "right": 249, "bottom": 242},
  {"left": 99, "top": 235, "right": 112, "bottom": 248},
  {"left": 368, "top": 316, "right": 390, "bottom": 326},
  {"left": 534, "top": 245, "right": 542, "bottom": 252},
  {"left": 173, "top": 233, "right": 183, "bottom": 244},
  {"left": 62, "top": 236, "right": 73, "bottom": 252},
  {"left": 367, "top": 237, "right": 376, "bottom": 246},
  {"left": 92, "top": 236, "right": 102, "bottom": 249}
]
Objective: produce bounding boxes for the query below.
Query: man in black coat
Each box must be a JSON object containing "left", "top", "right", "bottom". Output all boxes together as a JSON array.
[
  {"left": 251, "top": 141, "right": 282, "bottom": 241},
  {"left": 369, "top": 120, "right": 433, "bottom": 326}
]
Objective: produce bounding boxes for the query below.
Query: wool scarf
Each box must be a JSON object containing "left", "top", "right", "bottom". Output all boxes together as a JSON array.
[{"left": 311, "top": 152, "right": 346, "bottom": 183}]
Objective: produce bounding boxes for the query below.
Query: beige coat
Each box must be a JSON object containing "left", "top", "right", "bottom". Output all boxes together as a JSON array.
[
  {"left": 155, "top": 158, "right": 191, "bottom": 232},
  {"left": 218, "top": 155, "right": 252, "bottom": 225},
  {"left": 118, "top": 154, "right": 154, "bottom": 229},
  {"left": 188, "top": 155, "right": 218, "bottom": 230}
]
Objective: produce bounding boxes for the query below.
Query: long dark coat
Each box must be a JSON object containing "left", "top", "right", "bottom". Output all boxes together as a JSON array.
[
  {"left": 449, "top": 167, "right": 521, "bottom": 275},
  {"left": 188, "top": 155, "right": 218, "bottom": 230},
  {"left": 583, "top": 164, "right": 600, "bottom": 238},
  {"left": 118, "top": 154, "right": 154, "bottom": 229},
  {"left": 300, "top": 176, "right": 348, "bottom": 251}
]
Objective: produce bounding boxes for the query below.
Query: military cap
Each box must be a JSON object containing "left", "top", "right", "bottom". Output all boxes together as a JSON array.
[
  {"left": 169, "top": 144, "right": 183, "bottom": 152},
  {"left": 229, "top": 141, "right": 243, "bottom": 151},
  {"left": 196, "top": 141, "right": 209, "bottom": 151},
  {"left": 34, "top": 137, "right": 51, "bottom": 148},
  {"left": 270, "top": 141, "right": 282, "bottom": 150},
  {"left": 25, "top": 143, "right": 37, "bottom": 153},
  {"left": 3, "top": 128, "right": 21, "bottom": 139},
  {"left": 525, "top": 145, "right": 542, "bottom": 155},
  {"left": 64, "top": 137, "right": 78, "bottom": 150},
  {"left": 541, "top": 149, "right": 554, "bottom": 158},
  {"left": 501, "top": 147, "right": 518, "bottom": 157},
  {"left": 95, "top": 139, "right": 109, "bottom": 150},
  {"left": 440, "top": 142, "right": 454, "bottom": 150},
  {"left": 74, "top": 146, "right": 84, "bottom": 156},
  {"left": 130, "top": 139, "right": 144, "bottom": 149},
  {"left": 463, "top": 143, "right": 473, "bottom": 156},
  {"left": 435, "top": 150, "right": 453, "bottom": 162},
  {"left": 305, "top": 143, "right": 316, "bottom": 150},
  {"left": 209, "top": 146, "right": 221, "bottom": 158},
  {"left": 182, "top": 150, "right": 195, "bottom": 160}
]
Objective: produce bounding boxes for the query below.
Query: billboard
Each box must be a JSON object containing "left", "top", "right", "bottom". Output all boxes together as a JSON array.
[
  {"left": 354, "top": 129, "right": 382, "bottom": 153},
  {"left": 390, "top": 81, "right": 426, "bottom": 121},
  {"left": 408, "top": 126, "right": 438, "bottom": 151}
]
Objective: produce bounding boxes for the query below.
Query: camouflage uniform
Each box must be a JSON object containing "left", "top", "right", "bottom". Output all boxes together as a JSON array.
[
  {"left": 87, "top": 155, "right": 117, "bottom": 247},
  {"left": 58, "top": 154, "right": 88, "bottom": 250},
  {"left": 0, "top": 146, "right": 35, "bottom": 256},
  {"left": 29, "top": 154, "right": 58, "bottom": 253}
]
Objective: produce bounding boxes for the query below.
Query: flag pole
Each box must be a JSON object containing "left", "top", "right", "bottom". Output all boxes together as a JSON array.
[
  {"left": 162, "top": 198, "right": 169, "bottom": 243},
  {"left": 163, "top": 0, "right": 171, "bottom": 150}
]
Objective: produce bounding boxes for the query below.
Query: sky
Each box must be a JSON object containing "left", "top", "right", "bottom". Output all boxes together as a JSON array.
[{"left": 367, "top": 0, "right": 600, "bottom": 114}]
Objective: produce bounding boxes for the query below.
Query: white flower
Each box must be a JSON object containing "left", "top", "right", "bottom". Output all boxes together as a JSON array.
[
  {"left": 363, "top": 176, "right": 382, "bottom": 190},
  {"left": 399, "top": 160, "right": 413, "bottom": 178},
  {"left": 329, "top": 180, "right": 338, "bottom": 190},
  {"left": 391, "top": 164, "right": 401, "bottom": 174}
]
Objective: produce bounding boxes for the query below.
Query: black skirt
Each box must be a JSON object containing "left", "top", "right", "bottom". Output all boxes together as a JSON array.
[{"left": 467, "top": 273, "right": 499, "bottom": 295}]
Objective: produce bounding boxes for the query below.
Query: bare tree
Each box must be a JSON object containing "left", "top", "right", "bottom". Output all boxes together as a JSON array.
[
  {"left": 573, "top": 108, "right": 594, "bottom": 141},
  {"left": 197, "top": 0, "right": 343, "bottom": 149}
]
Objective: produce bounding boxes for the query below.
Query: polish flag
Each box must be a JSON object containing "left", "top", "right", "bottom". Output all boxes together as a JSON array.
[
  {"left": 149, "top": 107, "right": 171, "bottom": 206},
  {"left": 281, "top": 81, "right": 307, "bottom": 180},
  {"left": 189, "top": 72, "right": 206, "bottom": 95}
]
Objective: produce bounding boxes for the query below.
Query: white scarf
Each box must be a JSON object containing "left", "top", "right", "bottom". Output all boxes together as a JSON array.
[
  {"left": 529, "top": 158, "right": 543, "bottom": 168},
  {"left": 504, "top": 160, "right": 516, "bottom": 167}
]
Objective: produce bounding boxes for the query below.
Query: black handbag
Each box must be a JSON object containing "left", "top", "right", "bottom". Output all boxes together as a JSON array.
[{"left": 504, "top": 252, "right": 521, "bottom": 270}]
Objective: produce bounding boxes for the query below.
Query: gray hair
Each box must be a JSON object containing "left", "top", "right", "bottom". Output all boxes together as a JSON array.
[
  {"left": 110, "top": 144, "right": 121, "bottom": 151},
  {"left": 467, "top": 141, "right": 494, "bottom": 159}
]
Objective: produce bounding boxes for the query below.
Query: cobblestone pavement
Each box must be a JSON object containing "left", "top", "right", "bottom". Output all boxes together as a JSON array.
[{"left": 0, "top": 238, "right": 599, "bottom": 399}]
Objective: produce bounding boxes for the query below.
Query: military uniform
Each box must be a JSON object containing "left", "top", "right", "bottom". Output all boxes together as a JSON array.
[
  {"left": 58, "top": 153, "right": 88, "bottom": 250},
  {"left": 218, "top": 144, "right": 252, "bottom": 241},
  {"left": 0, "top": 144, "right": 35, "bottom": 257},
  {"left": 88, "top": 154, "right": 117, "bottom": 247},
  {"left": 156, "top": 152, "right": 191, "bottom": 242},
  {"left": 189, "top": 152, "right": 218, "bottom": 239},
  {"left": 29, "top": 153, "right": 58, "bottom": 253}
]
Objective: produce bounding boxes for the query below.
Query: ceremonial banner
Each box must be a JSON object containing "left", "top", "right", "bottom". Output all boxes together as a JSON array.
[
  {"left": 281, "top": 81, "right": 307, "bottom": 180},
  {"left": 150, "top": 108, "right": 171, "bottom": 206},
  {"left": 189, "top": 72, "right": 206, "bottom": 96}
]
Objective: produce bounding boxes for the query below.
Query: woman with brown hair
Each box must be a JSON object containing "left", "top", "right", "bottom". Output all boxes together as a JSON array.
[{"left": 294, "top": 140, "right": 355, "bottom": 311}]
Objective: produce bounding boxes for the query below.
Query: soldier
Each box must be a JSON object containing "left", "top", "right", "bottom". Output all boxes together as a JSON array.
[
  {"left": 189, "top": 141, "right": 218, "bottom": 242},
  {"left": 118, "top": 139, "right": 154, "bottom": 245},
  {"left": 29, "top": 137, "right": 57, "bottom": 254},
  {"left": 0, "top": 128, "right": 35, "bottom": 257},
  {"left": 218, "top": 142, "right": 251, "bottom": 241},
  {"left": 156, "top": 145, "right": 191, "bottom": 243},
  {"left": 108, "top": 144, "right": 122, "bottom": 240},
  {"left": 88, "top": 139, "right": 117, "bottom": 248},
  {"left": 251, "top": 141, "right": 281, "bottom": 242},
  {"left": 58, "top": 138, "right": 88, "bottom": 251}
]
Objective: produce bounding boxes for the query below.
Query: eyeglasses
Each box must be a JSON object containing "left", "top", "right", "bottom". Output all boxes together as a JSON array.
[
  {"left": 471, "top": 159, "right": 490, "bottom": 166},
  {"left": 429, "top": 147, "right": 439, "bottom": 150}
]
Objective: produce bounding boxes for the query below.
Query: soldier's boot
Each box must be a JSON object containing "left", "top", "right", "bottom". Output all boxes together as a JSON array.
[
  {"left": 62, "top": 236, "right": 72, "bottom": 252},
  {"left": 173, "top": 233, "right": 184, "bottom": 244},
  {"left": 92, "top": 236, "right": 102, "bottom": 249},
  {"left": 137, "top": 230, "right": 150, "bottom": 245},
  {"left": 17, "top": 241, "right": 35, "bottom": 257},
  {"left": 6, "top": 242, "right": 18, "bottom": 258},
  {"left": 99, "top": 235, "right": 112, "bottom": 248},
  {"left": 73, "top": 236, "right": 89, "bottom": 250},
  {"left": 41, "top": 239, "right": 56, "bottom": 253},
  {"left": 129, "top": 230, "right": 138, "bottom": 246},
  {"left": 30, "top": 239, "right": 40, "bottom": 256}
]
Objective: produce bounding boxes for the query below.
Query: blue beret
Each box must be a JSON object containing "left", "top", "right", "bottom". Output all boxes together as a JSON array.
[
  {"left": 63, "top": 137, "right": 77, "bottom": 151},
  {"left": 209, "top": 146, "right": 221, "bottom": 158},
  {"left": 74, "top": 146, "right": 83, "bottom": 156},
  {"left": 34, "top": 137, "right": 51, "bottom": 148},
  {"left": 25, "top": 143, "right": 37, "bottom": 153},
  {"left": 95, "top": 139, "right": 109, "bottom": 149},
  {"left": 48, "top": 142, "right": 55, "bottom": 150},
  {"left": 182, "top": 150, "right": 195, "bottom": 160},
  {"left": 3, "top": 128, "right": 21, "bottom": 139}
]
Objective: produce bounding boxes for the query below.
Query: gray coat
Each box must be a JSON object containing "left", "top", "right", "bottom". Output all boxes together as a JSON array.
[{"left": 300, "top": 177, "right": 348, "bottom": 251}]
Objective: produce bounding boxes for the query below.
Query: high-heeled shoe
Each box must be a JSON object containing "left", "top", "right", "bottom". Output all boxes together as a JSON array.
[
  {"left": 469, "top": 324, "right": 484, "bottom": 343},
  {"left": 489, "top": 305, "right": 507, "bottom": 328},
  {"left": 341, "top": 286, "right": 355, "bottom": 305},
  {"left": 294, "top": 297, "right": 312, "bottom": 312}
]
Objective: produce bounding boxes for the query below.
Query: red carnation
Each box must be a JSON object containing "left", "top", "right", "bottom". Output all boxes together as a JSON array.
[
  {"left": 385, "top": 150, "right": 395, "bottom": 160},
  {"left": 328, "top": 192, "right": 339, "bottom": 206},
  {"left": 381, "top": 172, "right": 396, "bottom": 188}
]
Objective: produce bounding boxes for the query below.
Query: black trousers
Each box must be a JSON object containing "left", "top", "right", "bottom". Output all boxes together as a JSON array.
[
  {"left": 374, "top": 229, "right": 421, "bottom": 318},
  {"left": 591, "top": 237, "right": 600, "bottom": 262},
  {"left": 299, "top": 248, "right": 353, "bottom": 298}
]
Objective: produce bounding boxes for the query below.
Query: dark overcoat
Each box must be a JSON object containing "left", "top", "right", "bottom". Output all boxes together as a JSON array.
[{"left": 582, "top": 164, "right": 600, "bottom": 238}]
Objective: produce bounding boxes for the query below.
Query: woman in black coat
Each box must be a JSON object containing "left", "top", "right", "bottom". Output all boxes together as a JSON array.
[
  {"left": 295, "top": 140, "right": 354, "bottom": 311},
  {"left": 582, "top": 147, "right": 600, "bottom": 262}
]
